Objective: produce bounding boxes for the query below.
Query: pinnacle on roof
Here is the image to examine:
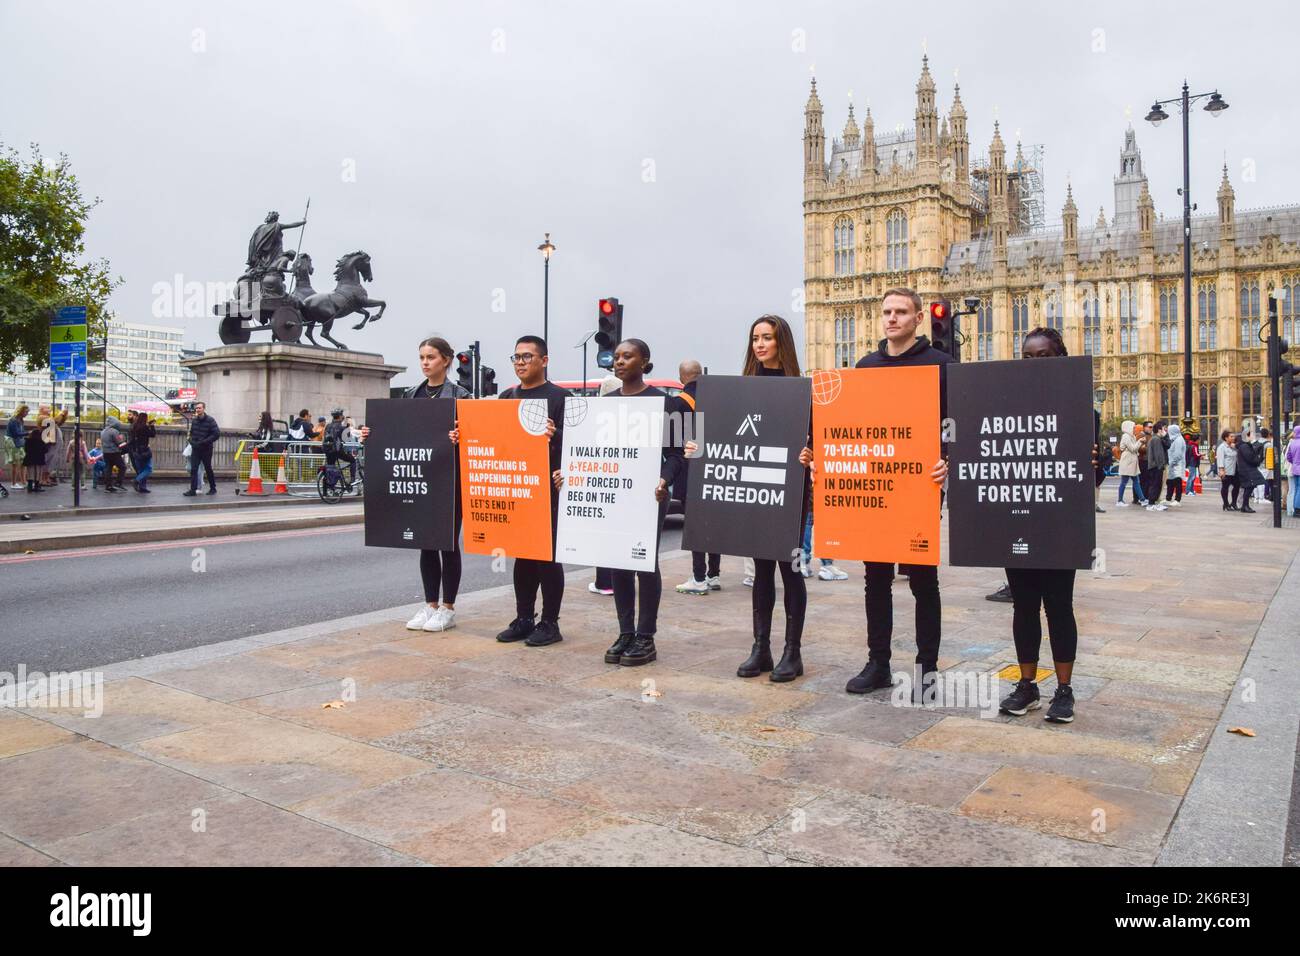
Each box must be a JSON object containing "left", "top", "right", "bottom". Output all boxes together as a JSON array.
[
  {"left": 990, "top": 121, "right": 1005, "bottom": 154},
  {"left": 917, "top": 54, "right": 935, "bottom": 92},
  {"left": 950, "top": 82, "right": 966, "bottom": 117},
  {"left": 1063, "top": 182, "right": 1077, "bottom": 214},
  {"left": 806, "top": 77, "right": 822, "bottom": 112}
]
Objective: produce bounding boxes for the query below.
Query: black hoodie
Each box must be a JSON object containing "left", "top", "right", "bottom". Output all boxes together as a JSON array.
[{"left": 854, "top": 334, "right": 953, "bottom": 420}]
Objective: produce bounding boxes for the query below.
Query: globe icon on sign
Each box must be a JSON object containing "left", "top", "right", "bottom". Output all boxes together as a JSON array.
[
  {"left": 519, "top": 399, "right": 550, "bottom": 436},
  {"left": 812, "top": 369, "right": 843, "bottom": 405},
  {"left": 565, "top": 398, "right": 588, "bottom": 427}
]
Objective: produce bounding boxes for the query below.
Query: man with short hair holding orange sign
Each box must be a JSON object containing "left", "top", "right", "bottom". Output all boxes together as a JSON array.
[{"left": 839, "top": 288, "right": 950, "bottom": 695}]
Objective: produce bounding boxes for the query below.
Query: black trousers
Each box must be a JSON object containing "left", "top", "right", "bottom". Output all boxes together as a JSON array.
[
  {"left": 1165, "top": 476, "right": 1183, "bottom": 502},
  {"left": 692, "top": 551, "right": 722, "bottom": 580},
  {"left": 1141, "top": 468, "right": 1162, "bottom": 503},
  {"left": 595, "top": 567, "right": 613, "bottom": 590},
  {"left": 103, "top": 452, "right": 127, "bottom": 489},
  {"left": 752, "top": 558, "right": 807, "bottom": 637},
  {"left": 326, "top": 448, "right": 357, "bottom": 482},
  {"left": 1221, "top": 474, "right": 1239, "bottom": 507},
  {"left": 514, "top": 499, "right": 564, "bottom": 622},
  {"left": 419, "top": 509, "right": 463, "bottom": 605},
  {"left": 863, "top": 562, "right": 941, "bottom": 665},
  {"left": 611, "top": 499, "right": 667, "bottom": 636},
  {"left": 1005, "top": 568, "right": 1077, "bottom": 665},
  {"left": 190, "top": 444, "right": 215, "bottom": 491}
]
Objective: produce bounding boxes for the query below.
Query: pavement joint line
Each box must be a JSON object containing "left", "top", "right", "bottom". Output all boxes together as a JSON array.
[{"left": 1157, "top": 546, "right": 1300, "bottom": 867}]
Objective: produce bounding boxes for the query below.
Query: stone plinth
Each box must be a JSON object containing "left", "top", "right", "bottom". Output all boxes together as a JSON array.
[{"left": 183, "top": 343, "right": 405, "bottom": 431}]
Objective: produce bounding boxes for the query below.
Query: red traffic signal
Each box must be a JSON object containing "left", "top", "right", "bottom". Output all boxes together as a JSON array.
[
  {"left": 599, "top": 298, "right": 616, "bottom": 316},
  {"left": 929, "top": 301, "right": 949, "bottom": 321}
]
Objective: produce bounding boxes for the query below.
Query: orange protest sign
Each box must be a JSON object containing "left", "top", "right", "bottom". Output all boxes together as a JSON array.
[
  {"left": 810, "top": 366, "right": 941, "bottom": 565},
  {"left": 458, "top": 399, "right": 555, "bottom": 561}
]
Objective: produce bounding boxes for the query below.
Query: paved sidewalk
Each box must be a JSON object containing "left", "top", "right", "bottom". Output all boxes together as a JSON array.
[
  {"left": 0, "top": 502, "right": 362, "bottom": 554},
  {"left": 1, "top": 490, "right": 1295, "bottom": 866}
]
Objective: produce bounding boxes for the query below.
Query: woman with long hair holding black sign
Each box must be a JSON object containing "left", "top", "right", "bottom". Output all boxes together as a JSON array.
[
  {"left": 362, "top": 336, "right": 469, "bottom": 633},
  {"left": 600, "top": 339, "right": 684, "bottom": 666},
  {"left": 736, "top": 315, "right": 812, "bottom": 682},
  {"left": 997, "top": 327, "right": 1089, "bottom": 723}
]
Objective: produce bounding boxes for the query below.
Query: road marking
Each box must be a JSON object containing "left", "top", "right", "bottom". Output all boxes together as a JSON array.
[{"left": 0, "top": 524, "right": 361, "bottom": 565}]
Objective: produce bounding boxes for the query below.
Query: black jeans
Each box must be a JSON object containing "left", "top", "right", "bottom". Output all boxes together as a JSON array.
[
  {"left": 103, "top": 452, "right": 127, "bottom": 489},
  {"left": 1165, "top": 477, "right": 1183, "bottom": 502},
  {"left": 752, "top": 558, "right": 807, "bottom": 636},
  {"left": 692, "top": 551, "right": 722, "bottom": 581},
  {"left": 326, "top": 448, "right": 357, "bottom": 483},
  {"left": 863, "top": 562, "right": 941, "bottom": 665},
  {"left": 1221, "top": 474, "right": 1239, "bottom": 507},
  {"left": 189, "top": 444, "right": 215, "bottom": 491},
  {"left": 419, "top": 509, "right": 463, "bottom": 604},
  {"left": 1005, "top": 568, "right": 1077, "bottom": 665}
]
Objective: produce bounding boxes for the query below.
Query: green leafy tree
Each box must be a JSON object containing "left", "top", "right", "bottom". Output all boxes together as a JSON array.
[{"left": 0, "top": 142, "right": 121, "bottom": 371}]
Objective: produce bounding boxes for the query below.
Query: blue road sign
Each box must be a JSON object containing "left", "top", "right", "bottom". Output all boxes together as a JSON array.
[{"left": 51, "top": 305, "right": 89, "bottom": 382}]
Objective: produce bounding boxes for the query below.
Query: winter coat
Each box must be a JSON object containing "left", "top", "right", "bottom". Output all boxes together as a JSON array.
[
  {"left": 1166, "top": 425, "right": 1186, "bottom": 476},
  {"left": 1118, "top": 421, "right": 1142, "bottom": 477}
]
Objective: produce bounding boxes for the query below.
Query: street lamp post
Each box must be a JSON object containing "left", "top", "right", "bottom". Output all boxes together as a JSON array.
[
  {"left": 1145, "top": 83, "right": 1229, "bottom": 439},
  {"left": 537, "top": 233, "right": 556, "bottom": 379}
]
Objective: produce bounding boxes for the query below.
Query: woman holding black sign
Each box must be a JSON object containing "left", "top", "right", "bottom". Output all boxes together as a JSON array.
[
  {"left": 735, "top": 315, "right": 811, "bottom": 683},
  {"left": 997, "top": 327, "right": 1087, "bottom": 724},
  {"left": 362, "top": 336, "right": 469, "bottom": 633},
  {"left": 600, "top": 339, "right": 684, "bottom": 667}
]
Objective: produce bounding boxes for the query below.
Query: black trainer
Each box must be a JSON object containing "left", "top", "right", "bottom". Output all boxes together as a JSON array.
[
  {"left": 845, "top": 660, "right": 893, "bottom": 694},
  {"left": 999, "top": 678, "right": 1041, "bottom": 716},
  {"left": 1045, "top": 684, "right": 1075, "bottom": 723},
  {"left": 619, "top": 634, "right": 656, "bottom": 666},
  {"left": 496, "top": 616, "right": 536, "bottom": 643},
  {"left": 985, "top": 584, "right": 1013, "bottom": 603},
  {"left": 604, "top": 633, "right": 635, "bottom": 664},
  {"left": 182, "top": 490, "right": 198, "bottom": 497},
  {"left": 525, "top": 619, "right": 563, "bottom": 647}
]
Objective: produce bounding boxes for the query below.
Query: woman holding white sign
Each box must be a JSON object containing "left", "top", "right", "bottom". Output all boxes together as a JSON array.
[
  {"left": 361, "top": 336, "right": 469, "bottom": 633},
  {"left": 601, "top": 339, "right": 684, "bottom": 667}
]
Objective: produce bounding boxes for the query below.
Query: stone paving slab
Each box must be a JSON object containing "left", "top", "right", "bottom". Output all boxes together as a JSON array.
[{"left": 1, "top": 490, "right": 1296, "bottom": 866}]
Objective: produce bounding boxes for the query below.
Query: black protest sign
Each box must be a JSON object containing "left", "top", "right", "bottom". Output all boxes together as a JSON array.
[
  {"left": 947, "top": 357, "right": 1097, "bottom": 569},
  {"left": 363, "top": 398, "right": 457, "bottom": 550},
  {"left": 681, "top": 374, "right": 811, "bottom": 562}
]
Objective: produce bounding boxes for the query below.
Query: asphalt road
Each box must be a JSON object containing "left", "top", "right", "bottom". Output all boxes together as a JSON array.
[{"left": 0, "top": 522, "right": 683, "bottom": 674}]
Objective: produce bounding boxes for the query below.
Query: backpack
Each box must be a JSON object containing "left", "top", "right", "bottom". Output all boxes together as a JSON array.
[{"left": 324, "top": 421, "right": 346, "bottom": 453}]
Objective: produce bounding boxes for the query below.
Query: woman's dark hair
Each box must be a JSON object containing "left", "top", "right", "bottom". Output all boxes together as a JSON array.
[
  {"left": 258, "top": 411, "right": 274, "bottom": 433},
  {"left": 418, "top": 337, "right": 454, "bottom": 363},
  {"left": 743, "top": 314, "right": 802, "bottom": 377},
  {"left": 1022, "top": 326, "right": 1068, "bottom": 356},
  {"left": 619, "top": 338, "right": 654, "bottom": 375},
  {"left": 1220, "top": 429, "right": 1232, "bottom": 441},
  {"left": 298, "top": 408, "right": 309, "bottom": 418}
]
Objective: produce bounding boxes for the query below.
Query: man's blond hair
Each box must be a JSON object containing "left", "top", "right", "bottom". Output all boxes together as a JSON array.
[{"left": 881, "top": 287, "right": 922, "bottom": 313}]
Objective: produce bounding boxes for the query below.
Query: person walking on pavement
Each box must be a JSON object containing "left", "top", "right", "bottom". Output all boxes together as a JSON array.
[
  {"left": 1165, "top": 423, "right": 1186, "bottom": 505},
  {"left": 1145, "top": 420, "right": 1169, "bottom": 507},
  {"left": 23, "top": 412, "right": 50, "bottom": 493},
  {"left": 843, "top": 289, "right": 951, "bottom": 696},
  {"left": 6, "top": 404, "right": 28, "bottom": 490},
  {"left": 1186, "top": 434, "right": 1201, "bottom": 496},
  {"left": 183, "top": 402, "right": 221, "bottom": 496},
  {"left": 1217, "top": 430, "right": 1239, "bottom": 510},
  {"left": 130, "top": 411, "right": 156, "bottom": 493},
  {"left": 1116, "top": 421, "right": 1152, "bottom": 508},
  {"left": 99, "top": 415, "right": 129, "bottom": 493},
  {"left": 1234, "top": 429, "right": 1264, "bottom": 514}
]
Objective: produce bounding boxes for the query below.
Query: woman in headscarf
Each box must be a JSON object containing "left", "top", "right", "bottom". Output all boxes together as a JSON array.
[
  {"left": 1165, "top": 423, "right": 1187, "bottom": 505},
  {"left": 1116, "top": 421, "right": 1150, "bottom": 508}
]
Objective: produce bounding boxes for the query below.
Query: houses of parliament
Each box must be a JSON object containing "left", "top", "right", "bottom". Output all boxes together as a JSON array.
[{"left": 801, "top": 57, "right": 1300, "bottom": 440}]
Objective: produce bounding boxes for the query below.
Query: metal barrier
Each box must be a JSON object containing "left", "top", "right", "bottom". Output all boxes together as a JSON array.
[{"left": 233, "top": 440, "right": 364, "bottom": 498}]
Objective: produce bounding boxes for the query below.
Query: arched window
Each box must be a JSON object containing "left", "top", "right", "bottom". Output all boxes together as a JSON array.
[
  {"left": 1011, "top": 295, "right": 1029, "bottom": 355},
  {"left": 1242, "top": 381, "right": 1263, "bottom": 417},
  {"left": 1283, "top": 274, "right": 1299, "bottom": 343},
  {"left": 886, "top": 210, "right": 908, "bottom": 272},
  {"left": 834, "top": 310, "right": 856, "bottom": 368},
  {"left": 833, "top": 217, "right": 855, "bottom": 276},
  {"left": 1119, "top": 283, "right": 1138, "bottom": 354},
  {"left": 1082, "top": 290, "right": 1101, "bottom": 355},
  {"left": 1159, "top": 285, "right": 1179, "bottom": 352},
  {"left": 1044, "top": 291, "right": 1062, "bottom": 332},
  {"left": 1240, "top": 278, "right": 1261, "bottom": 345},
  {"left": 1198, "top": 283, "right": 1217, "bottom": 350},
  {"left": 977, "top": 302, "right": 994, "bottom": 361}
]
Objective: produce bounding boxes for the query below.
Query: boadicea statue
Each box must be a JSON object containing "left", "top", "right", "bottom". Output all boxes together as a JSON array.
[{"left": 214, "top": 207, "right": 387, "bottom": 349}]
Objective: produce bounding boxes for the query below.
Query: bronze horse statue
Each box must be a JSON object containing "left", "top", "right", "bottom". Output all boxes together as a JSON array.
[{"left": 292, "top": 251, "right": 387, "bottom": 350}]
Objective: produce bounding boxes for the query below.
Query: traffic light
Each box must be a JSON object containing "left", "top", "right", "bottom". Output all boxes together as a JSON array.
[
  {"left": 1277, "top": 337, "right": 1298, "bottom": 419},
  {"left": 594, "top": 297, "right": 623, "bottom": 369},
  {"left": 479, "top": 365, "right": 497, "bottom": 397},
  {"left": 929, "top": 299, "right": 959, "bottom": 360},
  {"left": 456, "top": 350, "right": 475, "bottom": 394}
]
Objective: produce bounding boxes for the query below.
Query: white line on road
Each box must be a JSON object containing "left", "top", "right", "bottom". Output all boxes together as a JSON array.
[{"left": 0, "top": 523, "right": 361, "bottom": 565}]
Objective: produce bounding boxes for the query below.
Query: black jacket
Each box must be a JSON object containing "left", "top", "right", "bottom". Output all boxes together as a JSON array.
[
  {"left": 404, "top": 380, "right": 471, "bottom": 400},
  {"left": 189, "top": 414, "right": 221, "bottom": 449},
  {"left": 855, "top": 335, "right": 953, "bottom": 420},
  {"left": 1235, "top": 439, "right": 1264, "bottom": 489},
  {"left": 609, "top": 385, "right": 685, "bottom": 488}
]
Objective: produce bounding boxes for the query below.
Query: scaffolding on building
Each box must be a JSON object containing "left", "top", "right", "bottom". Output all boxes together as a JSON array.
[{"left": 969, "top": 143, "right": 1046, "bottom": 234}]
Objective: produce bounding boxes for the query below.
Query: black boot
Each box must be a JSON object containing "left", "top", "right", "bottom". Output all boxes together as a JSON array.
[
  {"left": 770, "top": 613, "right": 804, "bottom": 683},
  {"left": 846, "top": 659, "right": 893, "bottom": 694},
  {"left": 619, "top": 633, "right": 657, "bottom": 666},
  {"left": 496, "top": 616, "right": 536, "bottom": 643},
  {"left": 737, "top": 610, "right": 773, "bottom": 678},
  {"left": 604, "top": 632, "right": 635, "bottom": 664}
]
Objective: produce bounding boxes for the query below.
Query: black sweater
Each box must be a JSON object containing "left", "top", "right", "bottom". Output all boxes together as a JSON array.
[{"left": 609, "top": 384, "right": 685, "bottom": 488}]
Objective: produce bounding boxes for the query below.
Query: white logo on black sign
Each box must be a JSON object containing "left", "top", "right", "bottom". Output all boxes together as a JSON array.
[{"left": 736, "top": 414, "right": 760, "bottom": 437}]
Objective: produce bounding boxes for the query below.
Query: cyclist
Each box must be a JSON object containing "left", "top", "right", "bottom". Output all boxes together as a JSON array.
[{"left": 323, "top": 408, "right": 357, "bottom": 488}]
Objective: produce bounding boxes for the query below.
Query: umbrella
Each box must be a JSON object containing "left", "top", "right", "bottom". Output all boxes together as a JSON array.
[{"left": 128, "top": 401, "right": 173, "bottom": 414}]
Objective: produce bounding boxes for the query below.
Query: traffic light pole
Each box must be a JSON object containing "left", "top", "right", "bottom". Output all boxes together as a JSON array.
[
  {"left": 473, "top": 340, "right": 481, "bottom": 399},
  {"left": 73, "top": 380, "right": 82, "bottom": 508},
  {"left": 1268, "top": 298, "right": 1282, "bottom": 528}
]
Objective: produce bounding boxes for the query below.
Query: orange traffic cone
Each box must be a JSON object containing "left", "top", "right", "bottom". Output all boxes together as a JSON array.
[
  {"left": 274, "top": 456, "right": 288, "bottom": 494},
  {"left": 245, "top": 447, "right": 266, "bottom": 495}
]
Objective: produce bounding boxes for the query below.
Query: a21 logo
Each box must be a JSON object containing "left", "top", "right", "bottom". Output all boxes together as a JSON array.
[{"left": 736, "top": 414, "right": 761, "bottom": 437}]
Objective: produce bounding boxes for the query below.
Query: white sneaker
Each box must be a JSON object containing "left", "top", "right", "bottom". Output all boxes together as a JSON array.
[
  {"left": 818, "top": 565, "right": 849, "bottom": 581},
  {"left": 406, "top": 606, "right": 435, "bottom": 630},
  {"left": 424, "top": 607, "right": 455, "bottom": 632},
  {"left": 9, "top": 483, "right": 22, "bottom": 489},
  {"left": 588, "top": 582, "right": 614, "bottom": 595},
  {"left": 742, "top": 576, "right": 754, "bottom": 588},
  {"left": 676, "top": 577, "right": 709, "bottom": 594},
  {"left": 1116, "top": 500, "right": 1130, "bottom": 507},
  {"left": 797, "top": 559, "right": 813, "bottom": 579},
  {"left": 706, "top": 576, "right": 721, "bottom": 591}
]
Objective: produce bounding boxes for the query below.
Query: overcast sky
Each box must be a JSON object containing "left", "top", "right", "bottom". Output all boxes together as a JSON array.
[{"left": 3, "top": 0, "right": 1297, "bottom": 387}]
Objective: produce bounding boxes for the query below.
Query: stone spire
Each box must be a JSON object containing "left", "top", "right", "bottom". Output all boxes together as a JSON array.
[
  {"left": 1113, "top": 125, "right": 1148, "bottom": 229},
  {"left": 990, "top": 122, "right": 1008, "bottom": 267},
  {"left": 861, "top": 105, "right": 876, "bottom": 177},
  {"left": 1096, "top": 206, "right": 1108, "bottom": 230},
  {"left": 1138, "top": 180, "right": 1155, "bottom": 237},
  {"left": 1063, "top": 182, "right": 1078, "bottom": 248},
  {"left": 842, "top": 101, "right": 860, "bottom": 149},
  {"left": 1217, "top": 163, "right": 1235, "bottom": 243},
  {"left": 804, "top": 77, "right": 826, "bottom": 183},
  {"left": 915, "top": 55, "right": 938, "bottom": 164},
  {"left": 949, "top": 83, "right": 968, "bottom": 188}
]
